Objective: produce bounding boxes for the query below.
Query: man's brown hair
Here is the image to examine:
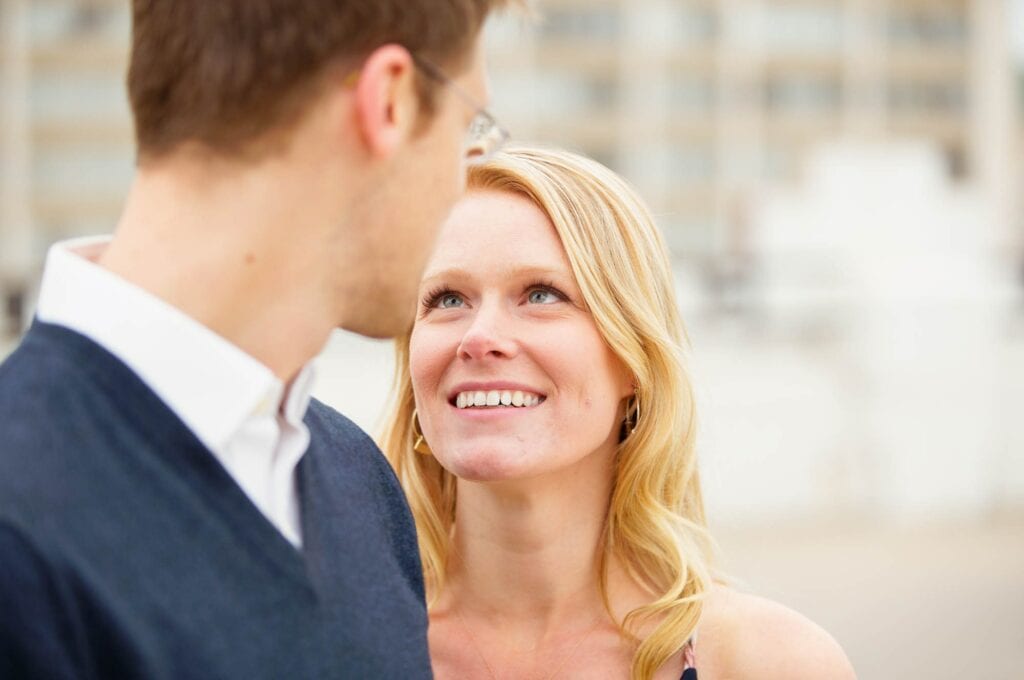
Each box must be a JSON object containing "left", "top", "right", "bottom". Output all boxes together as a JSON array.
[{"left": 128, "top": 0, "right": 514, "bottom": 160}]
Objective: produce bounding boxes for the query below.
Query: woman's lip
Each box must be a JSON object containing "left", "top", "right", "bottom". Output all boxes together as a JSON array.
[
  {"left": 446, "top": 382, "right": 547, "bottom": 402},
  {"left": 447, "top": 399, "right": 545, "bottom": 417},
  {"left": 446, "top": 383, "right": 544, "bottom": 399}
]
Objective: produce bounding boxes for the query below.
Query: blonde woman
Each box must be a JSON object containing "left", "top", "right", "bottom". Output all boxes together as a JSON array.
[{"left": 382, "top": 147, "right": 855, "bottom": 680}]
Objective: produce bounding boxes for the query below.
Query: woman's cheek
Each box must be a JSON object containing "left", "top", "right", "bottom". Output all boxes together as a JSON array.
[{"left": 410, "top": 329, "right": 450, "bottom": 396}]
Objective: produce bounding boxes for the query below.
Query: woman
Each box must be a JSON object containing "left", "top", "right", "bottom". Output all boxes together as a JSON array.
[{"left": 382, "top": 147, "right": 855, "bottom": 679}]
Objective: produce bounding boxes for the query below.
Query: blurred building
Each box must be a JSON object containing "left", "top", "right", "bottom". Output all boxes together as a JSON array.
[
  {"left": 0, "top": 1, "right": 1020, "bottom": 331},
  {"left": 486, "top": 0, "right": 1019, "bottom": 256},
  {"left": 1, "top": 4, "right": 1022, "bottom": 516},
  {"left": 0, "top": 0, "right": 131, "bottom": 334}
]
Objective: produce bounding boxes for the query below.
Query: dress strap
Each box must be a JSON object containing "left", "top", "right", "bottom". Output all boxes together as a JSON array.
[{"left": 680, "top": 634, "right": 698, "bottom": 680}]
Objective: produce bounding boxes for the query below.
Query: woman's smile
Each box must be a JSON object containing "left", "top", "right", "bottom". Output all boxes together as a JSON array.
[{"left": 449, "top": 382, "right": 547, "bottom": 411}]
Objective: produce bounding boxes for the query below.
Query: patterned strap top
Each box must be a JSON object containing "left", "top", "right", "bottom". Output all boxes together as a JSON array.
[{"left": 680, "top": 636, "right": 698, "bottom": 680}]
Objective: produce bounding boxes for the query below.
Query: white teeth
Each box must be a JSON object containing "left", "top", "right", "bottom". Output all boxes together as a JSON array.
[{"left": 454, "top": 389, "right": 544, "bottom": 409}]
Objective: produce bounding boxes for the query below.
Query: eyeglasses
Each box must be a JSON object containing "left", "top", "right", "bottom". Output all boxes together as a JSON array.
[{"left": 410, "top": 53, "right": 510, "bottom": 165}]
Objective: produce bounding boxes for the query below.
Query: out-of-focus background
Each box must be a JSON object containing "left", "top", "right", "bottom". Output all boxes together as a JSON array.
[{"left": 1, "top": 0, "right": 1022, "bottom": 677}]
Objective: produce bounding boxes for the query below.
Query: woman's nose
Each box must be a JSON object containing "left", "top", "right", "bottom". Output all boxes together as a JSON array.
[{"left": 457, "top": 307, "right": 518, "bottom": 361}]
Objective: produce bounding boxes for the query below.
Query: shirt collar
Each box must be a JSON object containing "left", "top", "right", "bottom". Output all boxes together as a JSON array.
[{"left": 35, "top": 235, "right": 316, "bottom": 454}]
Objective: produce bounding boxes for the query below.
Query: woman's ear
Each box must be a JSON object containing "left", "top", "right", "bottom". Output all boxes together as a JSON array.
[
  {"left": 352, "top": 44, "right": 420, "bottom": 159},
  {"left": 621, "top": 370, "right": 638, "bottom": 400}
]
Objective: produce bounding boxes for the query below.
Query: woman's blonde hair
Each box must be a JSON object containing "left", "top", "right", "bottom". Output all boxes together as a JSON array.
[{"left": 380, "top": 146, "right": 715, "bottom": 680}]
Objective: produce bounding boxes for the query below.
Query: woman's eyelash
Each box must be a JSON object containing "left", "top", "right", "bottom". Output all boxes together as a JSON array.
[
  {"left": 526, "top": 280, "right": 568, "bottom": 301},
  {"left": 420, "top": 280, "right": 570, "bottom": 311},
  {"left": 421, "top": 285, "right": 457, "bottom": 310}
]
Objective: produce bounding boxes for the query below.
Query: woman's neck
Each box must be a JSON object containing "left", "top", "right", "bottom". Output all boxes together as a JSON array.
[
  {"left": 442, "top": 453, "right": 617, "bottom": 630},
  {"left": 429, "top": 453, "right": 677, "bottom": 680}
]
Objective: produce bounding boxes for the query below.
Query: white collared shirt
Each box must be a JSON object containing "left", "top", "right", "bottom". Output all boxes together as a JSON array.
[{"left": 35, "top": 236, "right": 312, "bottom": 548}]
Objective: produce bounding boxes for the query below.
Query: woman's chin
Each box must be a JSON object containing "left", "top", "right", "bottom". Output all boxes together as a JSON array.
[{"left": 439, "top": 447, "right": 535, "bottom": 483}]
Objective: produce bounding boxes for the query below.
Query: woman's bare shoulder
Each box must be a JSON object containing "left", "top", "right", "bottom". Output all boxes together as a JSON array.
[{"left": 698, "top": 585, "right": 856, "bottom": 680}]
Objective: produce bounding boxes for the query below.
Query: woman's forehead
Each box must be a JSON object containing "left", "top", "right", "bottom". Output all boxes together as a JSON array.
[{"left": 425, "top": 190, "right": 570, "bottom": 275}]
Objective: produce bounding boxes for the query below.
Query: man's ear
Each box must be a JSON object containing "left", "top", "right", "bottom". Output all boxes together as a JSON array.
[{"left": 353, "top": 44, "right": 421, "bottom": 159}]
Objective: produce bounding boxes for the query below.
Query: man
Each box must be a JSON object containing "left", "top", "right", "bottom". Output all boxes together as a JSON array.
[{"left": 0, "top": 1, "right": 514, "bottom": 677}]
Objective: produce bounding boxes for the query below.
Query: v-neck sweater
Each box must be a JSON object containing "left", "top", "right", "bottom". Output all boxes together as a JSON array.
[{"left": 0, "top": 322, "right": 431, "bottom": 679}]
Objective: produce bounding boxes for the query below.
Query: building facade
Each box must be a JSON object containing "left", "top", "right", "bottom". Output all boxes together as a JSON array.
[
  {"left": 486, "top": 0, "right": 1017, "bottom": 254},
  {"left": 0, "top": 0, "right": 1019, "bottom": 334}
]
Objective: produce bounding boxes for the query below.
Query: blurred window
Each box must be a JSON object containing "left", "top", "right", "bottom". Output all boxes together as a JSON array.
[
  {"left": 674, "top": 6, "right": 719, "bottom": 47},
  {"left": 763, "top": 4, "right": 843, "bottom": 54},
  {"left": 534, "top": 73, "right": 617, "bottom": 114},
  {"left": 887, "top": 6, "right": 968, "bottom": 48},
  {"left": 670, "top": 145, "right": 716, "bottom": 184},
  {"left": 539, "top": 6, "right": 620, "bottom": 41},
  {"left": 30, "top": 2, "right": 127, "bottom": 43},
  {"left": 673, "top": 77, "right": 716, "bottom": 113},
  {"left": 887, "top": 80, "right": 966, "bottom": 114},
  {"left": 763, "top": 145, "right": 798, "bottom": 179},
  {"left": 764, "top": 76, "right": 842, "bottom": 113}
]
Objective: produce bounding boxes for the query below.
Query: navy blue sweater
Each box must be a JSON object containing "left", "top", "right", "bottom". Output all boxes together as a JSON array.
[{"left": 0, "top": 322, "right": 432, "bottom": 679}]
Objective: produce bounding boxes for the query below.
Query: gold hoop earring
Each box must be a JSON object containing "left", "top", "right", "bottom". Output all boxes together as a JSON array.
[
  {"left": 411, "top": 410, "right": 433, "bottom": 456},
  {"left": 622, "top": 392, "right": 640, "bottom": 439}
]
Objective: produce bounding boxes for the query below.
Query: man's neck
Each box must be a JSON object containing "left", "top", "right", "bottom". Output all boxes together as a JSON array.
[{"left": 99, "top": 164, "right": 338, "bottom": 381}]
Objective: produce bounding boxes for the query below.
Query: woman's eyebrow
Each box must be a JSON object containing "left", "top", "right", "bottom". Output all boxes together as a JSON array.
[{"left": 421, "top": 264, "right": 569, "bottom": 283}]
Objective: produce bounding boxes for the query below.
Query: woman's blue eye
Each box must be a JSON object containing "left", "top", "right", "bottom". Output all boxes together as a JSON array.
[
  {"left": 528, "top": 288, "right": 559, "bottom": 304},
  {"left": 438, "top": 293, "right": 464, "bottom": 308}
]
